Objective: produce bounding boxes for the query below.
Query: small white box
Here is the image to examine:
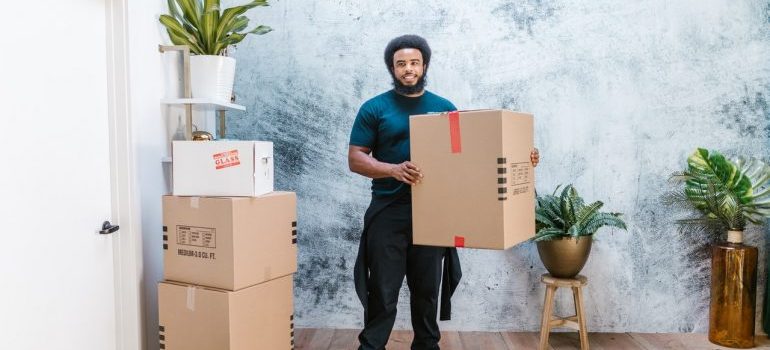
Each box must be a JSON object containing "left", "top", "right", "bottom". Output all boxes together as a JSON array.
[{"left": 172, "top": 141, "right": 274, "bottom": 197}]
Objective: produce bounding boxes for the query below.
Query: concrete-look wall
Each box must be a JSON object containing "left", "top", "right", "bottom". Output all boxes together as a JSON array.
[{"left": 228, "top": 0, "right": 770, "bottom": 332}]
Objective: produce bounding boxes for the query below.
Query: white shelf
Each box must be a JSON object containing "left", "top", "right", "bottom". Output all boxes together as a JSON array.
[{"left": 161, "top": 98, "right": 245, "bottom": 111}]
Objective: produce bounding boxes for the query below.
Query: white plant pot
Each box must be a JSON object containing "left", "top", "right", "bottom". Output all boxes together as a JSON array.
[{"left": 189, "top": 55, "right": 236, "bottom": 101}]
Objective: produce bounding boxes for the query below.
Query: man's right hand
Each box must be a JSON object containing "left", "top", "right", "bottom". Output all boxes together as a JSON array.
[
  {"left": 348, "top": 146, "right": 424, "bottom": 184},
  {"left": 390, "top": 161, "right": 423, "bottom": 185}
]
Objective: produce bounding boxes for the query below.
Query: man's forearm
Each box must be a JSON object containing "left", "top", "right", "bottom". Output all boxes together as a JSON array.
[{"left": 349, "top": 152, "right": 395, "bottom": 179}]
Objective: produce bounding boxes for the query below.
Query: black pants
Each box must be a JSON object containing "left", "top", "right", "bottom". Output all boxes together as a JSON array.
[{"left": 358, "top": 195, "right": 445, "bottom": 350}]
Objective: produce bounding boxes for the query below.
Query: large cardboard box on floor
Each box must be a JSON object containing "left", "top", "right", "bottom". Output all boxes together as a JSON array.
[
  {"left": 172, "top": 140, "right": 274, "bottom": 197},
  {"left": 158, "top": 274, "right": 294, "bottom": 350},
  {"left": 163, "top": 191, "right": 297, "bottom": 290},
  {"left": 410, "top": 109, "right": 535, "bottom": 249}
]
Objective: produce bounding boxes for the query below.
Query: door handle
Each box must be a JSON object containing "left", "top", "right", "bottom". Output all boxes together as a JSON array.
[{"left": 99, "top": 221, "right": 120, "bottom": 235}]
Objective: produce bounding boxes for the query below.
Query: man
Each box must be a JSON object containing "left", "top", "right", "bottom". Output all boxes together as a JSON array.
[{"left": 348, "top": 34, "right": 540, "bottom": 350}]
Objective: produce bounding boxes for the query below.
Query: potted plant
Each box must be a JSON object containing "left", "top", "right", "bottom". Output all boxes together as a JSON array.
[
  {"left": 532, "top": 184, "right": 627, "bottom": 278},
  {"left": 159, "top": 0, "right": 272, "bottom": 101},
  {"left": 668, "top": 148, "right": 770, "bottom": 349}
]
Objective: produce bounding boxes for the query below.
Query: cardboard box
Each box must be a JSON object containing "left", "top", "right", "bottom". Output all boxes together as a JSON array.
[
  {"left": 409, "top": 109, "right": 535, "bottom": 249},
  {"left": 163, "top": 192, "right": 297, "bottom": 290},
  {"left": 172, "top": 140, "right": 274, "bottom": 197},
  {"left": 158, "top": 274, "right": 294, "bottom": 350}
]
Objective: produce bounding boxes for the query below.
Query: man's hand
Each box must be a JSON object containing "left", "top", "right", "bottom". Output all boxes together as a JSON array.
[
  {"left": 390, "top": 161, "right": 423, "bottom": 185},
  {"left": 531, "top": 148, "right": 540, "bottom": 167},
  {"left": 349, "top": 146, "right": 424, "bottom": 183}
]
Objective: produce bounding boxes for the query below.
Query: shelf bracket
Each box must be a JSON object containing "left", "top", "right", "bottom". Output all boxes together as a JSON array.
[
  {"left": 218, "top": 110, "right": 226, "bottom": 139},
  {"left": 159, "top": 45, "right": 193, "bottom": 140}
]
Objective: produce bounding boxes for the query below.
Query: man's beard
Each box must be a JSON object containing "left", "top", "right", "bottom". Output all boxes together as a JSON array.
[{"left": 391, "top": 71, "right": 428, "bottom": 95}]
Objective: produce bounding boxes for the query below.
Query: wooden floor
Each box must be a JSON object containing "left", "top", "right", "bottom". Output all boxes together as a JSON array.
[{"left": 295, "top": 329, "right": 770, "bottom": 349}]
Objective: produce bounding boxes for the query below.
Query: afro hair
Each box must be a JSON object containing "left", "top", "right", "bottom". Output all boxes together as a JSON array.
[{"left": 383, "top": 34, "right": 432, "bottom": 72}]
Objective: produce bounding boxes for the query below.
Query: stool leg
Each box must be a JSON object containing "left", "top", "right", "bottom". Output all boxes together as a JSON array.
[
  {"left": 539, "top": 285, "right": 556, "bottom": 350},
  {"left": 572, "top": 286, "right": 589, "bottom": 350}
]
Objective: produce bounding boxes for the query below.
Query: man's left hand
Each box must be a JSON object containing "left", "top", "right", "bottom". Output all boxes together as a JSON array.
[{"left": 531, "top": 148, "right": 540, "bottom": 167}]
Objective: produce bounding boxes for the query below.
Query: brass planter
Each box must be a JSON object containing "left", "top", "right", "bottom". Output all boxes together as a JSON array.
[{"left": 536, "top": 236, "right": 593, "bottom": 278}]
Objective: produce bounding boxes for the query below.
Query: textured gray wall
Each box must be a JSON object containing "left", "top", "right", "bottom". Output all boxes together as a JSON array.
[{"left": 227, "top": 0, "right": 770, "bottom": 332}]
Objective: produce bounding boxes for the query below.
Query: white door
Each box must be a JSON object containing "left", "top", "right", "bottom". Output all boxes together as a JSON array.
[{"left": 0, "top": 1, "right": 119, "bottom": 349}]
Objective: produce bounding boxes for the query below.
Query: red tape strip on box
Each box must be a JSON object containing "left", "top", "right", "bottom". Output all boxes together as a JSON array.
[
  {"left": 448, "top": 111, "right": 462, "bottom": 153},
  {"left": 454, "top": 235, "right": 465, "bottom": 248}
]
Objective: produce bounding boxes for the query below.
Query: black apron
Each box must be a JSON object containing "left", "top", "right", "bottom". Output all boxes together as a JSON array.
[{"left": 353, "top": 192, "right": 462, "bottom": 321}]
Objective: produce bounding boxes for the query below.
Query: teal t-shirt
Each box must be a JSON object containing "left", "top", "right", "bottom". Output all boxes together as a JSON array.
[{"left": 349, "top": 89, "right": 457, "bottom": 198}]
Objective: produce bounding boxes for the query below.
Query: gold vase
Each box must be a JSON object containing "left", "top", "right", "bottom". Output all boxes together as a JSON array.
[
  {"left": 709, "top": 230, "right": 758, "bottom": 349},
  {"left": 536, "top": 236, "right": 592, "bottom": 278}
]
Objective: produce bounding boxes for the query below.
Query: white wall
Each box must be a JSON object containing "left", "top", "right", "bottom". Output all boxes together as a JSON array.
[{"left": 126, "top": 2, "right": 168, "bottom": 350}]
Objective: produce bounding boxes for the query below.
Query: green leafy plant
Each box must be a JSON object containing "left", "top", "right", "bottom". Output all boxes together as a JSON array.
[
  {"left": 160, "top": 0, "right": 272, "bottom": 55},
  {"left": 532, "top": 184, "right": 627, "bottom": 242},
  {"left": 667, "top": 148, "right": 770, "bottom": 232}
]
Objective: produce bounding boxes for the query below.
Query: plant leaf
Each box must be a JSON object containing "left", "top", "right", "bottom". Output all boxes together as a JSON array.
[
  {"left": 673, "top": 148, "right": 770, "bottom": 232},
  {"left": 583, "top": 213, "right": 627, "bottom": 235},
  {"left": 200, "top": 0, "right": 221, "bottom": 54},
  {"left": 534, "top": 184, "right": 626, "bottom": 239},
  {"left": 216, "top": 0, "right": 269, "bottom": 43},
  {"left": 532, "top": 228, "right": 566, "bottom": 242},
  {"left": 248, "top": 25, "right": 272, "bottom": 35},
  {"left": 159, "top": 15, "right": 206, "bottom": 54}
]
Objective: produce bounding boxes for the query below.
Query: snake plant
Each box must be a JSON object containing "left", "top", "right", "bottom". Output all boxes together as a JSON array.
[
  {"left": 668, "top": 148, "right": 770, "bottom": 232},
  {"left": 532, "top": 185, "right": 627, "bottom": 242},
  {"left": 160, "top": 0, "right": 272, "bottom": 55}
]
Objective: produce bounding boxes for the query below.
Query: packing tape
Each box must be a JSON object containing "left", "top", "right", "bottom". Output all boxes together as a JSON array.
[
  {"left": 186, "top": 286, "right": 196, "bottom": 311},
  {"left": 448, "top": 111, "right": 461, "bottom": 153},
  {"left": 454, "top": 236, "right": 465, "bottom": 248},
  {"left": 190, "top": 197, "right": 199, "bottom": 209}
]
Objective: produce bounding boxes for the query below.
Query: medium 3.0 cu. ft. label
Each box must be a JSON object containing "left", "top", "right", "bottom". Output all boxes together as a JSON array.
[
  {"left": 177, "top": 248, "right": 215, "bottom": 260},
  {"left": 176, "top": 225, "right": 216, "bottom": 248},
  {"left": 510, "top": 162, "right": 531, "bottom": 196}
]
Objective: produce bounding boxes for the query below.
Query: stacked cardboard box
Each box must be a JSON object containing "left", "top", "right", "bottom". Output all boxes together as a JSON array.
[
  {"left": 410, "top": 109, "right": 536, "bottom": 250},
  {"left": 159, "top": 141, "right": 297, "bottom": 350}
]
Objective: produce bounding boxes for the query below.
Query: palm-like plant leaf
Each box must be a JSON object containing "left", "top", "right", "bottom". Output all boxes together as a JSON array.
[
  {"left": 738, "top": 157, "right": 770, "bottom": 202},
  {"left": 532, "top": 184, "right": 626, "bottom": 242},
  {"left": 670, "top": 148, "right": 770, "bottom": 233},
  {"left": 686, "top": 148, "right": 752, "bottom": 206}
]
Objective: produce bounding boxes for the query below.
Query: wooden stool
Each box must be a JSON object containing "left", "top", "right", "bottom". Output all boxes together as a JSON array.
[{"left": 538, "top": 274, "right": 589, "bottom": 350}]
